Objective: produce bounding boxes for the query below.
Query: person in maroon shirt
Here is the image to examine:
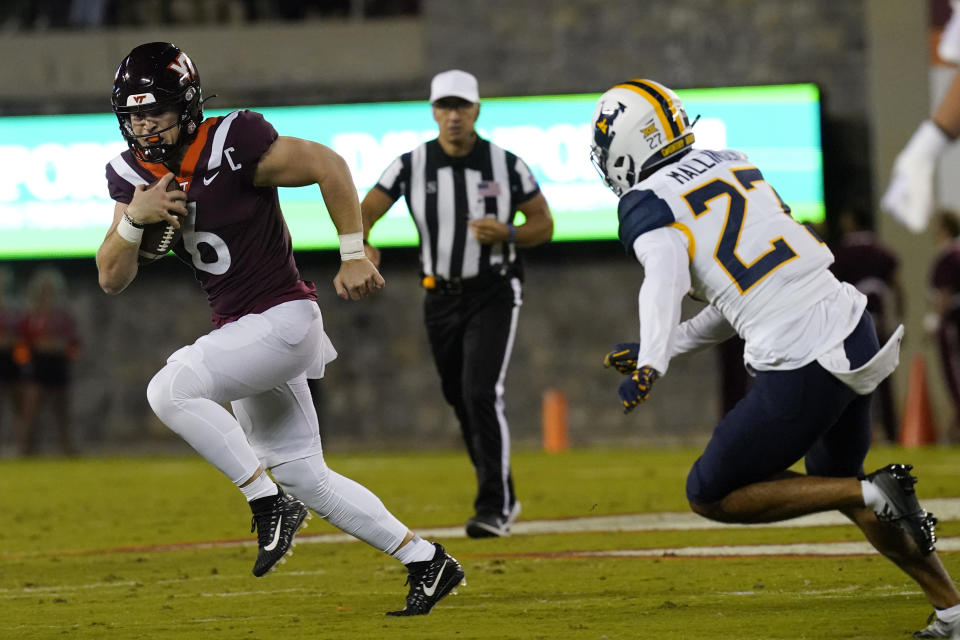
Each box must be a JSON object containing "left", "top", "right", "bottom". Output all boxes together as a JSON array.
[
  {"left": 0, "top": 267, "right": 25, "bottom": 451},
  {"left": 929, "top": 210, "right": 960, "bottom": 441},
  {"left": 96, "top": 42, "right": 463, "bottom": 616},
  {"left": 829, "top": 208, "right": 903, "bottom": 443},
  {"left": 16, "top": 267, "right": 80, "bottom": 456}
]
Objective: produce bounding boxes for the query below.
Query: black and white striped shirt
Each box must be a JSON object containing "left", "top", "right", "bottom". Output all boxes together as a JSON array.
[{"left": 375, "top": 137, "right": 540, "bottom": 280}]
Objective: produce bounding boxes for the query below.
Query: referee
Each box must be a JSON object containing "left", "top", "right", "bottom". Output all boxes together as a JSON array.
[{"left": 361, "top": 70, "right": 553, "bottom": 538}]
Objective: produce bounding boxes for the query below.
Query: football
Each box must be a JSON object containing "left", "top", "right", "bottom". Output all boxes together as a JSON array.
[{"left": 138, "top": 178, "right": 185, "bottom": 265}]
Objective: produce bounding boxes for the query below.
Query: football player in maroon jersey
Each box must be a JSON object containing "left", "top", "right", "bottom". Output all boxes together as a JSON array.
[
  {"left": 0, "top": 268, "right": 26, "bottom": 454},
  {"left": 929, "top": 210, "right": 960, "bottom": 443},
  {"left": 96, "top": 42, "right": 463, "bottom": 616}
]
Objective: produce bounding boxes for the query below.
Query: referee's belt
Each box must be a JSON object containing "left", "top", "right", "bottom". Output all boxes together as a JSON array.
[{"left": 421, "top": 270, "right": 513, "bottom": 295}]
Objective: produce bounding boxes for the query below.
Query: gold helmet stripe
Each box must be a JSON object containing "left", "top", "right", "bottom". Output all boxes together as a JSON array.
[{"left": 613, "top": 79, "right": 682, "bottom": 141}]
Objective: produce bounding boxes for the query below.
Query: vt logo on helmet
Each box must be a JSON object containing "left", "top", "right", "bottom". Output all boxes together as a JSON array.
[{"left": 590, "top": 79, "right": 696, "bottom": 196}]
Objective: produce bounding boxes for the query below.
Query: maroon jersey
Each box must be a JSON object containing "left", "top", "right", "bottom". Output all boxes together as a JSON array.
[
  {"left": 931, "top": 241, "right": 960, "bottom": 408},
  {"left": 19, "top": 307, "right": 79, "bottom": 356},
  {"left": 105, "top": 110, "right": 316, "bottom": 327},
  {"left": 931, "top": 240, "right": 960, "bottom": 301},
  {"left": 830, "top": 231, "right": 898, "bottom": 319}
]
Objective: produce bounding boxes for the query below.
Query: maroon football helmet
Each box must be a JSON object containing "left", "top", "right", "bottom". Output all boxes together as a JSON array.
[{"left": 111, "top": 42, "right": 204, "bottom": 163}]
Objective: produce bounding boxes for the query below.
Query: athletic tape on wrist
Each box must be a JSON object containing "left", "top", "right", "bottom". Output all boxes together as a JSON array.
[
  {"left": 117, "top": 212, "right": 144, "bottom": 243},
  {"left": 339, "top": 232, "right": 366, "bottom": 261}
]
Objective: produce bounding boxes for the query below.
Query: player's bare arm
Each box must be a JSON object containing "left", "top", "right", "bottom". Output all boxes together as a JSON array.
[
  {"left": 254, "top": 136, "right": 385, "bottom": 301},
  {"left": 96, "top": 201, "right": 140, "bottom": 295},
  {"left": 468, "top": 192, "right": 553, "bottom": 246},
  {"left": 934, "top": 70, "right": 960, "bottom": 138},
  {"left": 359, "top": 188, "right": 397, "bottom": 267},
  {"left": 96, "top": 174, "right": 187, "bottom": 295}
]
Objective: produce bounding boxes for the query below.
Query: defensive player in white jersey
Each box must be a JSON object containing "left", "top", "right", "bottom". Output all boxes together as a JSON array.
[{"left": 591, "top": 78, "right": 960, "bottom": 638}]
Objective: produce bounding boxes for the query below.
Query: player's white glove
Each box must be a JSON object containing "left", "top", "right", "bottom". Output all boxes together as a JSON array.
[
  {"left": 940, "top": 0, "right": 960, "bottom": 64},
  {"left": 881, "top": 120, "right": 951, "bottom": 233}
]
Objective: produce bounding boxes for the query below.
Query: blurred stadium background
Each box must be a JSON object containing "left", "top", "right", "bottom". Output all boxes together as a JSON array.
[{"left": 0, "top": 0, "right": 951, "bottom": 456}]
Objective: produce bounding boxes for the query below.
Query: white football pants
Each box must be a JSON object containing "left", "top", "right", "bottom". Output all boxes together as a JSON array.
[{"left": 146, "top": 299, "right": 408, "bottom": 553}]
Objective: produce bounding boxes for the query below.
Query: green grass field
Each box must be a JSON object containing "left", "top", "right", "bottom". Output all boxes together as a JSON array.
[{"left": 3, "top": 445, "right": 960, "bottom": 639}]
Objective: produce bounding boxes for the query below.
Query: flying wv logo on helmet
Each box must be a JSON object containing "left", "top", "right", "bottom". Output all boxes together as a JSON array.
[
  {"left": 593, "top": 102, "right": 626, "bottom": 151},
  {"left": 589, "top": 78, "right": 696, "bottom": 196}
]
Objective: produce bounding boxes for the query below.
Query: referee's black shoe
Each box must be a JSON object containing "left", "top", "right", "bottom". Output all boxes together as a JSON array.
[
  {"left": 250, "top": 488, "right": 311, "bottom": 577},
  {"left": 386, "top": 543, "right": 465, "bottom": 616},
  {"left": 465, "top": 502, "right": 521, "bottom": 538}
]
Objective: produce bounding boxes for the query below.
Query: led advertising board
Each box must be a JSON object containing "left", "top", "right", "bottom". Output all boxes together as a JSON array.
[{"left": 0, "top": 84, "right": 822, "bottom": 258}]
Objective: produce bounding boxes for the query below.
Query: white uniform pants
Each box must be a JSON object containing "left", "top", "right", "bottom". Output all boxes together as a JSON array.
[{"left": 146, "top": 299, "right": 407, "bottom": 553}]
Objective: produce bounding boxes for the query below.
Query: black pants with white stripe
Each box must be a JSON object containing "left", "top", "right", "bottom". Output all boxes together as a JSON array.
[{"left": 424, "top": 277, "right": 521, "bottom": 519}]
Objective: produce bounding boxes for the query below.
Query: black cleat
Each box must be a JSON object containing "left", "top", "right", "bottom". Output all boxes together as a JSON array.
[
  {"left": 465, "top": 502, "right": 521, "bottom": 539},
  {"left": 386, "top": 543, "right": 465, "bottom": 616},
  {"left": 862, "top": 464, "right": 938, "bottom": 555},
  {"left": 250, "top": 488, "right": 310, "bottom": 577}
]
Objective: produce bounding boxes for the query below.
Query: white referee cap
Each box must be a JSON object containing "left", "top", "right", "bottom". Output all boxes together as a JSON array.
[{"left": 430, "top": 70, "right": 479, "bottom": 104}]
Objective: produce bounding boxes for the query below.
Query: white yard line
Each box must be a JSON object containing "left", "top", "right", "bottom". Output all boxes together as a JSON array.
[
  {"left": 573, "top": 537, "right": 960, "bottom": 558},
  {"left": 297, "top": 497, "right": 960, "bottom": 545}
]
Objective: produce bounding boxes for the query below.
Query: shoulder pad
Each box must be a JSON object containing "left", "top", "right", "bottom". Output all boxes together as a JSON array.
[{"left": 618, "top": 188, "right": 676, "bottom": 252}]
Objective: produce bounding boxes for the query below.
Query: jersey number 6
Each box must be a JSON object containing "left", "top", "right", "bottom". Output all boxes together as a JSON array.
[
  {"left": 181, "top": 203, "right": 232, "bottom": 275},
  {"left": 682, "top": 167, "right": 796, "bottom": 294}
]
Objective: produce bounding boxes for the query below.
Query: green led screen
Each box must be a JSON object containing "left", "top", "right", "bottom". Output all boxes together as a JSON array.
[{"left": 0, "top": 83, "right": 822, "bottom": 259}]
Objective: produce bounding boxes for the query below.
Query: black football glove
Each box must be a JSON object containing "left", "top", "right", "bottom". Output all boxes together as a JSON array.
[
  {"left": 603, "top": 342, "right": 640, "bottom": 374},
  {"left": 618, "top": 365, "right": 659, "bottom": 414}
]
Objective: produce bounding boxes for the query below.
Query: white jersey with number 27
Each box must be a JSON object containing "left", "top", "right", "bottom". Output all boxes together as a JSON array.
[{"left": 620, "top": 147, "right": 866, "bottom": 374}]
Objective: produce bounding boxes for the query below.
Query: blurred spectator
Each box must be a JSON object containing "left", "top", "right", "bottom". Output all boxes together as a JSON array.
[
  {"left": 829, "top": 207, "right": 903, "bottom": 442},
  {"left": 272, "top": 0, "right": 335, "bottom": 20},
  {"left": 17, "top": 267, "right": 80, "bottom": 456},
  {"left": 716, "top": 336, "right": 749, "bottom": 416},
  {"left": 2, "top": 0, "right": 419, "bottom": 30},
  {"left": 2, "top": 1, "right": 70, "bottom": 30},
  {"left": 67, "top": 0, "right": 109, "bottom": 27},
  {"left": 928, "top": 210, "right": 960, "bottom": 441},
  {"left": 0, "top": 268, "right": 26, "bottom": 452},
  {"left": 365, "top": 0, "right": 419, "bottom": 16}
]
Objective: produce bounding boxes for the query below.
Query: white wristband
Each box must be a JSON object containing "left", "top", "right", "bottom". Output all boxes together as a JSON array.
[
  {"left": 116, "top": 212, "right": 144, "bottom": 244},
  {"left": 903, "top": 120, "right": 952, "bottom": 162},
  {"left": 339, "top": 232, "right": 365, "bottom": 261}
]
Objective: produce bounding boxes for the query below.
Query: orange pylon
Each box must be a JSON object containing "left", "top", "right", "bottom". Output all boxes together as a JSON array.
[
  {"left": 542, "top": 388, "right": 569, "bottom": 453},
  {"left": 899, "top": 354, "right": 938, "bottom": 447}
]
